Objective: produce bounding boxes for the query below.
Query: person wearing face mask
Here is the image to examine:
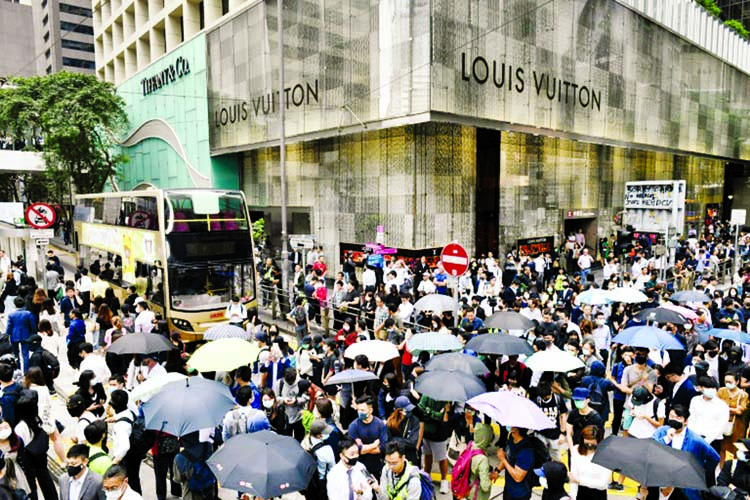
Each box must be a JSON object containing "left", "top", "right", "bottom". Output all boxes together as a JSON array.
[
  {"left": 82, "top": 421, "right": 113, "bottom": 477},
  {"left": 702, "top": 340, "right": 727, "bottom": 385},
  {"left": 326, "top": 438, "right": 372, "bottom": 500},
  {"left": 663, "top": 361, "right": 699, "bottom": 417},
  {"left": 301, "top": 419, "right": 336, "bottom": 500},
  {"left": 652, "top": 405, "right": 720, "bottom": 500},
  {"left": 609, "top": 346, "right": 634, "bottom": 437},
  {"left": 277, "top": 367, "right": 311, "bottom": 442},
  {"left": 59, "top": 444, "right": 104, "bottom": 500},
  {"left": 102, "top": 465, "right": 141, "bottom": 500},
  {"left": 260, "top": 388, "right": 288, "bottom": 435},
  {"left": 535, "top": 460, "right": 570, "bottom": 500},
  {"left": 534, "top": 383, "right": 568, "bottom": 462},
  {"left": 569, "top": 425, "right": 608, "bottom": 499},
  {"left": 688, "top": 376, "right": 730, "bottom": 451},
  {"left": 564, "top": 388, "right": 604, "bottom": 455},
  {"left": 716, "top": 439, "right": 750, "bottom": 496},
  {"left": 347, "top": 396, "right": 388, "bottom": 479},
  {"left": 590, "top": 312, "right": 611, "bottom": 363},
  {"left": 718, "top": 372, "right": 749, "bottom": 466}
]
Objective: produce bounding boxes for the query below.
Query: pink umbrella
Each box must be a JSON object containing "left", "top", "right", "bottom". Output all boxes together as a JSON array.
[
  {"left": 466, "top": 391, "right": 554, "bottom": 430},
  {"left": 662, "top": 302, "right": 698, "bottom": 321}
]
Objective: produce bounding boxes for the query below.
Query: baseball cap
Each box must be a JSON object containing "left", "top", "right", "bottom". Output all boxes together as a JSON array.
[
  {"left": 255, "top": 332, "right": 269, "bottom": 344},
  {"left": 572, "top": 387, "right": 590, "bottom": 401},
  {"left": 309, "top": 419, "right": 332, "bottom": 437},
  {"left": 394, "top": 396, "right": 415, "bottom": 412},
  {"left": 631, "top": 386, "right": 653, "bottom": 405}
]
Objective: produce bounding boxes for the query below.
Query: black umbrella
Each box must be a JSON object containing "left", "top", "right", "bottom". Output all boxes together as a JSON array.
[
  {"left": 670, "top": 290, "right": 711, "bottom": 304},
  {"left": 465, "top": 333, "right": 534, "bottom": 356},
  {"left": 207, "top": 430, "right": 316, "bottom": 498},
  {"left": 414, "top": 369, "right": 486, "bottom": 402},
  {"left": 592, "top": 436, "right": 706, "bottom": 490},
  {"left": 425, "top": 353, "right": 489, "bottom": 376},
  {"left": 483, "top": 311, "right": 533, "bottom": 331},
  {"left": 106, "top": 332, "right": 175, "bottom": 355},
  {"left": 634, "top": 307, "right": 689, "bottom": 325}
]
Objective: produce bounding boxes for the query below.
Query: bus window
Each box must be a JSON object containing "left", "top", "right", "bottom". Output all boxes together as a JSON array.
[
  {"left": 165, "top": 191, "right": 248, "bottom": 233},
  {"left": 169, "top": 262, "right": 252, "bottom": 311},
  {"left": 121, "top": 196, "right": 158, "bottom": 230}
]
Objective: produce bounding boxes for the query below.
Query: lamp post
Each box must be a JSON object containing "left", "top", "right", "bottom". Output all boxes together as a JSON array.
[{"left": 278, "top": 0, "right": 289, "bottom": 297}]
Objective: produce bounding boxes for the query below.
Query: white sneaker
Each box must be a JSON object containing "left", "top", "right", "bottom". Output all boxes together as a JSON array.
[{"left": 440, "top": 480, "right": 449, "bottom": 494}]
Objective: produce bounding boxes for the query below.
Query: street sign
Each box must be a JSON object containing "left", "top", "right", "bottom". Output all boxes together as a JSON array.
[
  {"left": 731, "top": 209, "right": 747, "bottom": 227},
  {"left": 30, "top": 229, "right": 54, "bottom": 239},
  {"left": 34, "top": 238, "right": 49, "bottom": 247},
  {"left": 441, "top": 242, "right": 469, "bottom": 276},
  {"left": 289, "top": 235, "right": 315, "bottom": 249},
  {"left": 25, "top": 203, "right": 56, "bottom": 229}
]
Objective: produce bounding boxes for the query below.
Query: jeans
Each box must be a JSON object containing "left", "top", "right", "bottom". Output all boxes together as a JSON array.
[
  {"left": 124, "top": 452, "right": 143, "bottom": 494},
  {"left": 24, "top": 450, "right": 57, "bottom": 500},
  {"left": 154, "top": 452, "right": 180, "bottom": 500},
  {"left": 12, "top": 341, "right": 29, "bottom": 372}
]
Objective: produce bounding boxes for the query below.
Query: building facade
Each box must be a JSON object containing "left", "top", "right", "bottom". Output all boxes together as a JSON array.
[
  {"left": 31, "top": 0, "right": 96, "bottom": 75},
  {"left": 116, "top": 0, "right": 750, "bottom": 261},
  {"left": 93, "top": 0, "right": 252, "bottom": 85},
  {"left": 0, "top": 0, "right": 36, "bottom": 78}
]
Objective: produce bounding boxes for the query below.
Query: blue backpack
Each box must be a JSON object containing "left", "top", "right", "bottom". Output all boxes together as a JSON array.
[
  {"left": 390, "top": 465, "right": 435, "bottom": 500},
  {"left": 175, "top": 446, "right": 216, "bottom": 494}
]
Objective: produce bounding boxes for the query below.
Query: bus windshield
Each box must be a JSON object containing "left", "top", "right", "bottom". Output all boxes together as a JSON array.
[
  {"left": 168, "top": 261, "right": 255, "bottom": 311},
  {"left": 165, "top": 191, "right": 248, "bottom": 233}
]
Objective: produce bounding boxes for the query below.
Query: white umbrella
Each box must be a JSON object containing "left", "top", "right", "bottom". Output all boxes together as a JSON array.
[
  {"left": 575, "top": 289, "right": 612, "bottom": 306},
  {"left": 131, "top": 372, "right": 187, "bottom": 402},
  {"left": 413, "top": 294, "right": 458, "bottom": 314},
  {"left": 344, "top": 340, "right": 400, "bottom": 362},
  {"left": 524, "top": 349, "right": 585, "bottom": 373},
  {"left": 406, "top": 332, "right": 463, "bottom": 354},
  {"left": 607, "top": 287, "right": 649, "bottom": 304}
]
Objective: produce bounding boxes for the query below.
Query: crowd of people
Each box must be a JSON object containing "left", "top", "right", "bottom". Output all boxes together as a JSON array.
[{"left": 0, "top": 226, "right": 750, "bottom": 500}]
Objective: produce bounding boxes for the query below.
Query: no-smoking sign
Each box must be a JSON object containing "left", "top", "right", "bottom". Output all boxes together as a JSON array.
[{"left": 25, "top": 203, "right": 56, "bottom": 229}]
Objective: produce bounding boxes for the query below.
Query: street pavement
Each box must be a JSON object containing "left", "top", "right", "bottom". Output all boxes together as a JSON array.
[{"left": 41, "top": 243, "right": 640, "bottom": 499}]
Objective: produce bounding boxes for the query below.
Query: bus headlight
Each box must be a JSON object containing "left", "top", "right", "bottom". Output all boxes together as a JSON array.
[{"left": 171, "top": 318, "right": 194, "bottom": 332}]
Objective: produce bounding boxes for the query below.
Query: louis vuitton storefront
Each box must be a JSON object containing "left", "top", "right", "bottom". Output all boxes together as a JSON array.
[{"left": 206, "top": 0, "right": 750, "bottom": 259}]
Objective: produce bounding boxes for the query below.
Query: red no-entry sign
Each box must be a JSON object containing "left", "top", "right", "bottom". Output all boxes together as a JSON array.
[
  {"left": 441, "top": 242, "right": 469, "bottom": 276},
  {"left": 25, "top": 203, "right": 56, "bottom": 229}
]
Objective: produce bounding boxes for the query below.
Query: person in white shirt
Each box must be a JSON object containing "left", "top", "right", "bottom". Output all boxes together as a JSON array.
[
  {"left": 302, "top": 419, "right": 336, "bottom": 483},
  {"left": 79, "top": 343, "right": 112, "bottom": 385},
  {"left": 133, "top": 301, "right": 155, "bottom": 333},
  {"left": 129, "top": 355, "right": 167, "bottom": 389},
  {"left": 396, "top": 294, "right": 414, "bottom": 323},
  {"left": 570, "top": 425, "right": 610, "bottom": 499},
  {"left": 577, "top": 248, "right": 594, "bottom": 280},
  {"left": 326, "top": 438, "right": 373, "bottom": 500},
  {"left": 102, "top": 464, "right": 142, "bottom": 500},
  {"left": 108, "top": 391, "right": 133, "bottom": 466},
  {"left": 626, "top": 386, "right": 665, "bottom": 439},
  {"left": 225, "top": 295, "right": 247, "bottom": 326},
  {"left": 602, "top": 257, "right": 619, "bottom": 281},
  {"left": 591, "top": 312, "right": 611, "bottom": 361},
  {"left": 362, "top": 267, "right": 377, "bottom": 292},
  {"left": 416, "top": 273, "right": 435, "bottom": 296},
  {"left": 688, "top": 376, "right": 729, "bottom": 445},
  {"left": 0, "top": 251, "right": 11, "bottom": 277},
  {"left": 634, "top": 267, "right": 650, "bottom": 291}
]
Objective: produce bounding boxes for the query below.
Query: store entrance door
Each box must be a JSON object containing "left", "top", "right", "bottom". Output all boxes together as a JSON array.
[{"left": 563, "top": 217, "right": 598, "bottom": 256}]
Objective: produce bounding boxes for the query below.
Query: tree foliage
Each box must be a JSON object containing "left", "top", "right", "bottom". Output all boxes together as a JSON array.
[
  {"left": 724, "top": 19, "right": 749, "bottom": 39},
  {"left": 0, "top": 72, "right": 128, "bottom": 203},
  {"left": 696, "top": 0, "right": 722, "bottom": 18}
]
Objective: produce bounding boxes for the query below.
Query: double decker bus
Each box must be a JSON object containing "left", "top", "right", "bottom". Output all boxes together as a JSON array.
[{"left": 74, "top": 189, "right": 257, "bottom": 341}]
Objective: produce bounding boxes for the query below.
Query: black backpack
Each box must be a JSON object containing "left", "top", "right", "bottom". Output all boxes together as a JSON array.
[
  {"left": 587, "top": 381, "right": 606, "bottom": 417},
  {"left": 117, "top": 410, "right": 156, "bottom": 458},
  {"left": 521, "top": 435, "right": 551, "bottom": 487},
  {"left": 303, "top": 442, "right": 329, "bottom": 500},
  {"left": 39, "top": 349, "right": 60, "bottom": 380}
]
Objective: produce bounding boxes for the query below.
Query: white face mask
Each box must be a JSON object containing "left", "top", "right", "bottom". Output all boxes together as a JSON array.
[
  {"left": 538, "top": 477, "right": 548, "bottom": 489},
  {"left": 702, "top": 388, "right": 717, "bottom": 399},
  {"left": 104, "top": 486, "right": 124, "bottom": 500},
  {"left": 0, "top": 428, "right": 12, "bottom": 440},
  {"left": 262, "top": 399, "right": 274, "bottom": 409}
]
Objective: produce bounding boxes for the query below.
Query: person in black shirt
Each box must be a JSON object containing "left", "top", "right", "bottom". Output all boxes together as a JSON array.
[
  {"left": 534, "top": 383, "right": 568, "bottom": 462},
  {"left": 564, "top": 387, "right": 603, "bottom": 454}
]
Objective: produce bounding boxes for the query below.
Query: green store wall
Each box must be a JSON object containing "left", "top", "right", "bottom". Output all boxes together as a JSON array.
[{"left": 116, "top": 33, "right": 239, "bottom": 191}]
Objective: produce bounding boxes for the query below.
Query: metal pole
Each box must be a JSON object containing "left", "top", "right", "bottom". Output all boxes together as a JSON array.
[
  {"left": 735, "top": 223, "right": 740, "bottom": 275},
  {"left": 278, "top": 0, "right": 289, "bottom": 299}
]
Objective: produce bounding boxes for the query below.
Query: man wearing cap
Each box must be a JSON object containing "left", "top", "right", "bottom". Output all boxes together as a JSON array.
[
  {"left": 416, "top": 272, "right": 435, "bottom": 298},
  {"left": 626, "top": 386, "right": 665, "bottom": 439},
  {"left": 303, "top": 418, "right": 336, "bottom": 497},
  {"left": 564, "top": 387, "right": 604, "bottom": 453}
]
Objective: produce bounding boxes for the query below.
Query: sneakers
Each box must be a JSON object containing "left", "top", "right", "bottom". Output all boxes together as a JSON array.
[
  {"left": 439, "top": 480, "right": 449, "bottom": 494},
  {"left": 608, "top": 481, "right": 624, "bottom": 491}
]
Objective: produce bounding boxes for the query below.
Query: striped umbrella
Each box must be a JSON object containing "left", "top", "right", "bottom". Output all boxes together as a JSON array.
[{"left": 203, "top": 324, "right": 252, "bottom": 341}]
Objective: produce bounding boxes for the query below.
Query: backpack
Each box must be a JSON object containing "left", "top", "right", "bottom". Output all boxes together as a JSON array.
[
  {"left": 223, "top": 408, "right": 269, "bottom": 438},
  {"left": 303, "top": 441, "right": 330, "bottom": 500},
  {"left": 175, "top": 447, "right": 216, "bottom": 494},
  {"left": 0, "top": 383, "right": 22, "bottom": 428},
  {"left": 390, "top": 465, "right": 435, "bottom": 500},
  {"left": 294, "top": 306, "right": 307, "bottom": 325},
  {"left": 117, "top": 410, "right": 156, "bottom": 458},
  {"left": 253, "top": 346, "right": 270, "bottom": 374},
  {"left": 40, "top": 349, "right": 60, "bottom": 380},
  {"left": 451, "top": 441, "right": 485, "bottom": 499},
  {"left": 586, "top": 381, "right": 606, "bottom": 417},
  {"left": 521, "top": 435, "right": 551, "bottom": 487}
]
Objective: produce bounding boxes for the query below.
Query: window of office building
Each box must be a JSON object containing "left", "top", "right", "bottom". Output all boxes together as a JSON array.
[
  {"left": 62, "top": 57, "right": 95, "bottom": 69},
  {"left": 60, "top": 3, "right": 93, "bottom": 17},
  {"left": 46, "top": 66, "right": 52, "bottom": 74},
  {"left": 45, "top": 48, "right": 51, "bottom": 59},
  {"left": 42, "top": 14, "right": 48, "bottom": 25},
  {"left": 59, "top": 21, "right": 94, "bottom": 35},
  {"left": 43, "top": 31, "right": 49, "bottom": 42},
  {"left": 62, "top": 39, "right": 95, "bottom": 52},
  {"left": 41, "top": 0, "right": 47, "bottom": 7},
  {"left": 222, "top": 0, "right": 229, "bottom": 15}
]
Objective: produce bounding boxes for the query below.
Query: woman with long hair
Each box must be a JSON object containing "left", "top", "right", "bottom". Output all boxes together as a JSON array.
[
  {"left": 0, "top": 419, "right": 30, "bottom": 496},
  {"left": 569, "top": 425, "right": 609, "bottom": 500},
  {"left": 377, "top": 372, "right": 405, "bottom": 420},
  {"left": 103, "top": 316, "right": 127, "bottom": 376},
  {"left": 385, "top": 396, "right": 422, "bottom": 464},
  {"left": 94, "top": 304, "right": 113, "bottom": 350},
  {"left": 261, "top": 388, "right": 288, "bottom": 435},
  {"left": 29, "top": 289, "right": 47, "bottom": 325},
  {"left": 0, "top": 273, "right": 17, "bottom": 315},
  {"left": 74, "top": 370, "right": 106, "bottom": 418},
  {"left": 103, "top": 287, "right": 120, "bottom": 316},
  {"left": 37, "top": 299, "right": 58, "bottom": 336},
  {"left": 24, "top": 368, "right": 64, "bottom": 462},
  {"left": 15, "top": 393, "right": 56, "bottom": 500}
]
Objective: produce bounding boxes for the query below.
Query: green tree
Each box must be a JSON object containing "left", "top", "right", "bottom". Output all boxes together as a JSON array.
[
  {"left": 696, "top": 0, "right": 722, "bottom": 17},
  {"left": 724, "top": 19, "right": 749, "bottom": 39},
  {"left": 0, "top": 72, "right": 128, "bottom": 202}
]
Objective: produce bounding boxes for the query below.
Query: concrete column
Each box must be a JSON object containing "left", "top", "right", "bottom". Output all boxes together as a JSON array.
[
  {"left": 203, "top": 0, "right": 222, "bottom": 25},
  {"left": 165, "top": 12, "right": 181, "bottom": 51},
  {"left": 182, "top": 0, "right": 200, "bottom": 39}
]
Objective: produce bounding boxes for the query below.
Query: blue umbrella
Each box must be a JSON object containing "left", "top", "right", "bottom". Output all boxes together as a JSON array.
[
  {"left": 705, "top": 328, "right": 750, "bottom": 345},
  {"left": 670, "top": 290, "right": 711, "bottom": 304},
  {"left": 612, "top": 326, "right": 686, "bottom": 351}
]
